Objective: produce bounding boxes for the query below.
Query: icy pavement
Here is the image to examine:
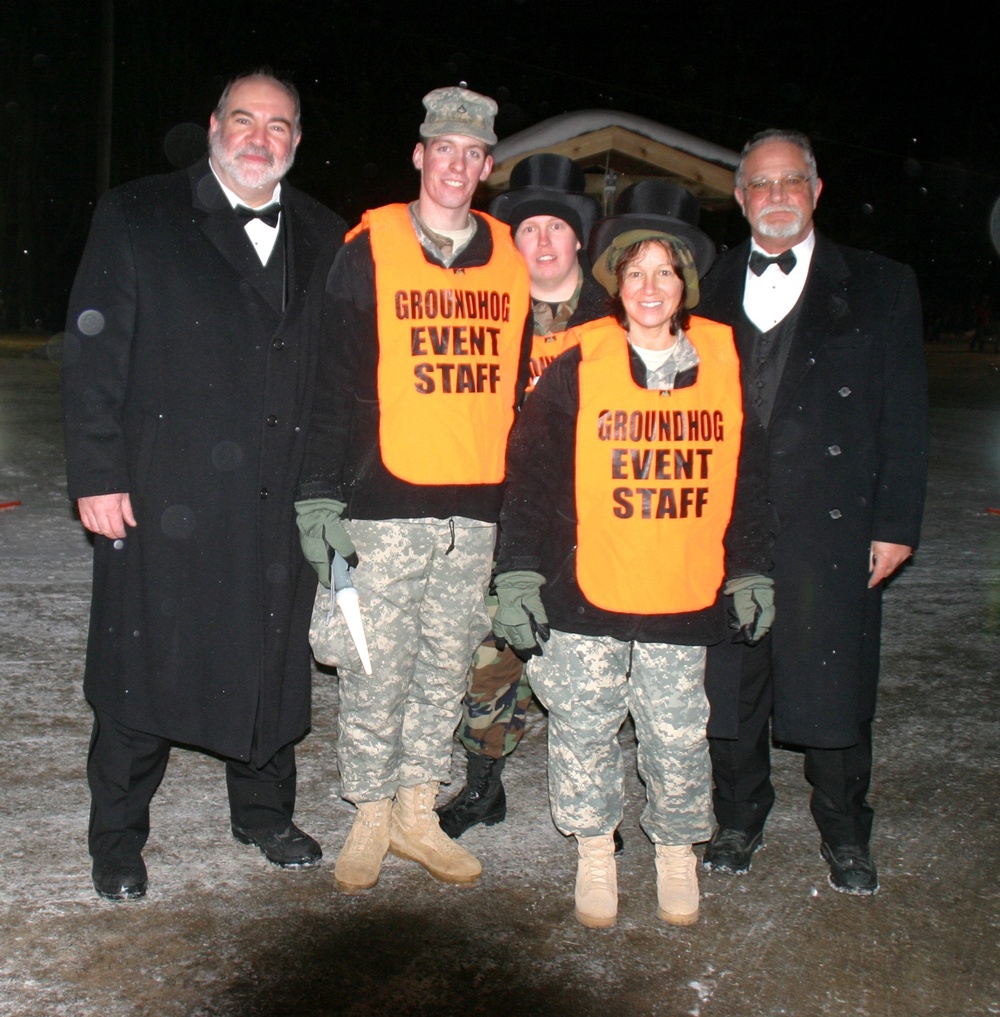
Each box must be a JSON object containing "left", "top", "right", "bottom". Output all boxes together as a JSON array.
[{"left": 0, "top": 338, "right": 997, "bottom": 1017}]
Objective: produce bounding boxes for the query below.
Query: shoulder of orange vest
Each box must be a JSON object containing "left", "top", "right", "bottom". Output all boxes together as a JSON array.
[
  {"left": 473, "top": 211, "right": 530, "bottom": 274},
  {"left": 574, "top": 316, "right": 627, "bottom": 362},
  {"left": 687, "top": 314, "right": 733, "bottom": 338},
  {"left": 686, "top": 315, "right": 738, "bottom": 367},
  {"left": 344, "top": 203, "right": 410, "bottom": 245}
]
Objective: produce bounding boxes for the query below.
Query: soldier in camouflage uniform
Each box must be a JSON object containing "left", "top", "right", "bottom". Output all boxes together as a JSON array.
[
  {"left": 437, "top": 154, "right": 613, "bottom": 841},
  {"left": 491, "top": 181, "right": 773, "bottom": 929},
  {"left": 295, "top": 87, "right": 533, "bottom": 894}
]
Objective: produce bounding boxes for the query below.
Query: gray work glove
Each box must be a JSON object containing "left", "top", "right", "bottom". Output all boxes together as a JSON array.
[
  {"left": 294, "top": 498, "right": 358, "bottom": 588},
  {"left": 724, "top": 575, "right": 775, "bottom": 646},
  {"left": 491, "top": 570, "right": 551, "bottom": 662}
]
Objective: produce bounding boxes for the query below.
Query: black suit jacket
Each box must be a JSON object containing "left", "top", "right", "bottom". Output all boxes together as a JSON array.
[
  {"left": 63, "top": 157, "right": 345, "bottom": 764},
  {"left": 700, "top": 234, "right": 928, "bottom": 747}
]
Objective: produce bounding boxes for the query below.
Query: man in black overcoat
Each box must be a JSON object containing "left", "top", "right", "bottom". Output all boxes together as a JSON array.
[
  {"left": 62, "top": 71, "right": 345, "bottom": 900},
  {"left": 699, "top": 129, "right": 928, "bottom": 894}
]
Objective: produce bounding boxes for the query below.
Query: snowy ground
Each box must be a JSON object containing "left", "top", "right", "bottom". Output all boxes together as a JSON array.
[{"left": 1, "top": 337, "right": 997, "bottom": 1017}]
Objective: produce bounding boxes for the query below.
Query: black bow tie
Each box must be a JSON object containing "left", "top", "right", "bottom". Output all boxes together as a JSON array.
[
  {"left": 235, "top": 202, "right": 282, "bottom": 228},
  {"left": 749, "top": 249, "right": 796, "bottom": 276}
]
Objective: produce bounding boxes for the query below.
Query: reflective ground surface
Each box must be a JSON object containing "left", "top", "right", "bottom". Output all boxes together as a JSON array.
[{"left": 1, "top": 336, "right": 997, "bottom": 1016}]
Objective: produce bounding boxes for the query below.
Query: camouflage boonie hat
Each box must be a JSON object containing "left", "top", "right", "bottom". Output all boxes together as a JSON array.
[
  {"left": 595, "top": 229, "right": 703, "bottom": 308},
  {"left": 420, "top": 86, "right": 498, "bottom": 146}
]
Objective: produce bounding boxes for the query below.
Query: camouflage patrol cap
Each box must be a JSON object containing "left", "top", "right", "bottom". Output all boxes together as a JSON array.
[{"left": 419, "top": 86, "right": 498, "bottom": 146}]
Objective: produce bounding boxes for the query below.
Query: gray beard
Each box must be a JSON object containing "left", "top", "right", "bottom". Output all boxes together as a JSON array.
[
  {"left": 754, "top": 206, "right": 805, "bottom": 240},
  {"left": 209, "top": 136, "right": 293, "bottom": 192}
]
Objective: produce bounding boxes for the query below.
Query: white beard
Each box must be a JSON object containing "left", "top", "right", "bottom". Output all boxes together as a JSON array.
[
  {"left": 753, "top": 204, "right": 806, "bottom": 240},
  {"left": 209, "top": 135, "right": 294, "bottom": 192}
]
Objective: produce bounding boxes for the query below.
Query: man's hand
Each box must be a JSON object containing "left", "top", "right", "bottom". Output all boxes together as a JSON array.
[
  {"left": 868, "top": 541, "right": 912, "bottom": 588},
  {"left": 77, "top": 493, "right": 136, "bottom": 539}
]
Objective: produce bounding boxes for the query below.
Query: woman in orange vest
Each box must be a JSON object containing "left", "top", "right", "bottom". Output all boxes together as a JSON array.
[{"left": 491, "top": 181, "right": 773, "bottom": 930}]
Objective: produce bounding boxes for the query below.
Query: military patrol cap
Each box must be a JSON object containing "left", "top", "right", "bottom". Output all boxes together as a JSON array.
[{"left": 420, "top": 86, "right": 498, "bottom": 146}]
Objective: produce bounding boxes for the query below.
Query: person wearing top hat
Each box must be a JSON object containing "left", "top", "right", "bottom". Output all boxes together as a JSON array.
[
  {"left": 490, "top": 179, "right": 772, "bottom": 929},
  {"left": 436, "top": 153, "right": 614, "bottom": 842},
  {"left": 295, "top": 86, "right": 533, "bottom": 895}
]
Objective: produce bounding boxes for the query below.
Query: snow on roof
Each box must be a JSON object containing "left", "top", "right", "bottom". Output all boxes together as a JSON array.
[{"left": 493, "top": 110, "right": 739, "bottom": 169}]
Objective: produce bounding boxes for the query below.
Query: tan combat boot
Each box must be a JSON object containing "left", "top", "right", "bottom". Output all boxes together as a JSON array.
[
  {"left": 334, "top": 798, "right": 393, "bottom": 894},
  {"left": 389, "top": 782, "right": 482, "bottom": 884},
  {"left": 655, "top": 844, "right": 700, "bottom": 925},
  {"left": 574, "top": 834, "right": 618, "bottom": 929}
]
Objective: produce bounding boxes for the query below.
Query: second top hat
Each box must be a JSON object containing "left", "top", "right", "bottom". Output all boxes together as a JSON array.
[
  {"left": 489, "top": 153, "right": 600, "bottom": 244},
  {"left": 589, "top": 179, "right": 716, "bottom": 295}
]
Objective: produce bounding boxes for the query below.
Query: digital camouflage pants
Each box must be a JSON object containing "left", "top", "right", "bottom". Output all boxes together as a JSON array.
[
  {"left": 528, "top": 629, "right": 714, "bottom": 845},
  {"left": 313, "top": 517, "right": 494, "bottom": 803}
]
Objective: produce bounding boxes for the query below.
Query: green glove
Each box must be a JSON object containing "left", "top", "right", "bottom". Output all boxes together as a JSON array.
[
  {"left": 492, "top": 570, "right": 550, "bottom": 662},
  {"left": 724, "top": 575, "right": 775, "bottom": 646},
  {"left": 294, "top": 498, "right": 358, "bottom": 588}
]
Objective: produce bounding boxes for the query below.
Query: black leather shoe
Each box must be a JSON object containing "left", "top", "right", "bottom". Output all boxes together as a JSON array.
[
  {"left": 821, "top": 842, "right": 879, "bottom": 895},
  {"left": 232, "top": 822, "right": 322, "bottom": 868},
  {"left": 92, "top": 855, "right": 148, "bottom": 901},
  {"left": 702, "top": 826, "right": 763, "bottom": 874},
  {"left": 437, "top": 753, "right": 507, "bottom": 839}
]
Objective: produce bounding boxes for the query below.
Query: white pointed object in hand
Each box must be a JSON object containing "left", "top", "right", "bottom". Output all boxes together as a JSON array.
[{"left": 331, "top": 552, "right": 372, "bottom": 676}]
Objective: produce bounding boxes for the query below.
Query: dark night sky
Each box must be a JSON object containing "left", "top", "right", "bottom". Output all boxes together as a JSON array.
[{"left": 3, "top": 0, "right": 999, "bottom": 330}]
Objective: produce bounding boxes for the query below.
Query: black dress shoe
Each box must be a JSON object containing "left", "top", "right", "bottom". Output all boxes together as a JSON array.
[
  {"left": 92, "top": 855, "right": 148, "bottom": 901},
  {"left": 702, "top": 826, "right": 763, "bottom": 874},
  {"left": 232, "top": 822, "right": 322, "bottom": 868},
  {"left": 821, "top": 842, "right": 879, "bottom": 895}
]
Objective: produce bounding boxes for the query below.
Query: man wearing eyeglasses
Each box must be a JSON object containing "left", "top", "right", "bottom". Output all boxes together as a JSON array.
[{"left": 698, "top": 129, "right": 928, "bottom": 895}]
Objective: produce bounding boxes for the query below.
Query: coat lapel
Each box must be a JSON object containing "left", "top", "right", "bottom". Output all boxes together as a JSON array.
[
  {"left": 769, "top": 234, "right": 851, "bottom": 421},
  {"left": 702, "top": 240, "right": 755, "bottom": 360},
  {"left": 280, "top": 188, "right": 312, "bottom": 309}
]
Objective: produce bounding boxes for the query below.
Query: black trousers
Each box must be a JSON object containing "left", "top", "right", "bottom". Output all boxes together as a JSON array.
[
  {"left": 707, "top": 636, "right": 875, "bottom": 848},
  {"left": 87, "top": 708, "right": 297, "bottom": 862}
]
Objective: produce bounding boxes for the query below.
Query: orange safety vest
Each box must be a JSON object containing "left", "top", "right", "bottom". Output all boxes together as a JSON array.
[
  {"left": 574, "top": 316, "right": 743, "bottom": 615},
  {"left": 361, "top": 204, "right": 530, "bottom": 486},
  {"left": 529, "top": 330, "right": 580, "bottom": 386}
]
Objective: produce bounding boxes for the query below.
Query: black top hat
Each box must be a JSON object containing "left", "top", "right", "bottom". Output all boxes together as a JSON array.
[
  {"left": 489, "top": 153, "right": 600, "bottom": 243},
  {"left": 589, "top": 179, "right": 716, "bottom": 294}
]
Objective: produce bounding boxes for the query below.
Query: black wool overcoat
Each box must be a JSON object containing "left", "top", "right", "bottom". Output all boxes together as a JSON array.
[
  {"left": 699, "top": 235, "right": 928, "bottom": 747},
  {"left": 63, "top": 157, "right": 345, "bottom": 765}
]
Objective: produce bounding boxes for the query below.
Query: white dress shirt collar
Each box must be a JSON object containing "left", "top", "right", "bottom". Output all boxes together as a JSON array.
[
  {"left": 208, "top": 163, "right": 282, "bottom": 266},
  {"left": 743, "top": 229, "right": 816, "bottom": 333}
]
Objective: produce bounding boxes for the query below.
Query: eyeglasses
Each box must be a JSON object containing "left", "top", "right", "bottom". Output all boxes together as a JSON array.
[{"left": 742, "top": 174, "right": 812, "bottom": 195}]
